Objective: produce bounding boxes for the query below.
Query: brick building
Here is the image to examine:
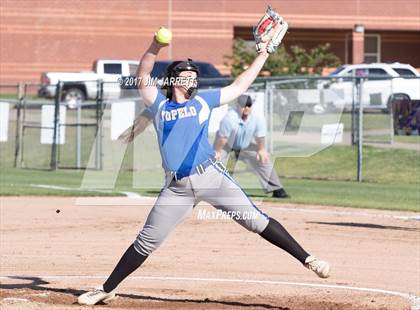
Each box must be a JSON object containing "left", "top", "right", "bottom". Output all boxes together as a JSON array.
[{"left": 0, "top": 0, "right": 419, "bottom": 83}]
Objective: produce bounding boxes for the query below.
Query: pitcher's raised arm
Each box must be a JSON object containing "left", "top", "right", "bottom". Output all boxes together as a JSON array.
[{"left": 137, "top": 29, "right": 171, "bottom": 106}]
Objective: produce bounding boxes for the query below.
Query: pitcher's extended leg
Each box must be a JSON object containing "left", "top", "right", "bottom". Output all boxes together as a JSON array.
[
  {"left": 260, "top": 217, "right": 308, "bottom": 263},
  {"left": 100, "top": 179, "right": 194, "bottom": 295},
  {"left": 193, "top": 163, "right": 328, "bottom": 278}
]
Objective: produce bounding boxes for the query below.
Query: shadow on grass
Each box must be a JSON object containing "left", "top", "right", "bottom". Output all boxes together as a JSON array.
[
  {"left": 307, "top": 221, "right": 419, "bottom": 231},
  {"left": 0, "top": 276, "right": 288, "bottom": 309},
  {"left": 145, "top": 190, "right": 161, "bottom": 195},
  {"left": 145, "top": 188, "right": 273, "bottom": 198}
]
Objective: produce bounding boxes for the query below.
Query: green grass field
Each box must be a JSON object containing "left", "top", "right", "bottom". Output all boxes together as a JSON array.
[
  {"left": 394, "top": 135, "right": 420, "bottom": 144},
  {"left": 1, "top": 143, "right": 419, "bottom": 211},
  {"left": 273, "top": 145, "right": 419, "bottom": 184},
  {"left": 1, "top": 104, "right": 419, "bottom": 212},
  {"left": 1, "top": 166, "right": 418, "bottom": 211}
]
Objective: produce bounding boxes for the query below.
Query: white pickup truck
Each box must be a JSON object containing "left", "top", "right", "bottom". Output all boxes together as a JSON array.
[
  {"left": 38, "top": 59, "right": 139, "bottom": 107},
  {"left": 322, "top": 62, "right": 420, "bottom": 111}
]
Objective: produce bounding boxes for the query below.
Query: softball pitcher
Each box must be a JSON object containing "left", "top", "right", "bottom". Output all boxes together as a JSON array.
[{"left": 79, "top": 9, "right": 330, "bottom": 305}]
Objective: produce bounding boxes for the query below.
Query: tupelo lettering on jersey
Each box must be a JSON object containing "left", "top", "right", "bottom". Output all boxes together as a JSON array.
[{"left": 161, "top": 106, "right": 197, "bottom": 122}]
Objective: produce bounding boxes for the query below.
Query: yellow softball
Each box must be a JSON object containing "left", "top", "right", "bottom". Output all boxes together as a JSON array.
[{"left": 155, "top": 27, "right": 172, "bottom": 44}]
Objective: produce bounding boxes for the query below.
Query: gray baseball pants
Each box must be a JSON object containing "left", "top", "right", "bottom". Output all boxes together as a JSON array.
[
  {"left": 220, "top": 145, "right": 283, "bottom": 193},
  {"left": 133, "top": 161, "right": 269, "bottom": 256}
]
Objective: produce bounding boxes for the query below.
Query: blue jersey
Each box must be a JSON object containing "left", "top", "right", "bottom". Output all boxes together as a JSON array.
[{"left": 147, "top": 89, "right": 221, "bottom": 173}]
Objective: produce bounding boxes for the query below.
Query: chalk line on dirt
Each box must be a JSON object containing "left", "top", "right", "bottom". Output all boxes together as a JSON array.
[
  {"left": 26, "top": 184, "right": 420, "bottom": 222},
  {"left": 29, "top": 184, "right": 141, "bottom": 198},
  {"left": 1, "top": 275, "right": 418, "bottom": 309},
  {"left": 270, "top": 206, "right": 420, "bottom": 221},
  {"left": 75, "top": 196, "right": 419, "bottom": 221},
  {"left": 1, "top": 297, "right": 30, "bottom": 303}
]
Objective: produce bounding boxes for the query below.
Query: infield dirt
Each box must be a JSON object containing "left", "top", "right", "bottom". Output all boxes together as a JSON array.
[{"left": 1, "top": 197, "right": 419, "bottom": 309}]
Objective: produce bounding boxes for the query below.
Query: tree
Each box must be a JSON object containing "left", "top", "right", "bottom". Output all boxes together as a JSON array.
[{"left": 224, "top": 39, "right": 341, "bottom": 77}]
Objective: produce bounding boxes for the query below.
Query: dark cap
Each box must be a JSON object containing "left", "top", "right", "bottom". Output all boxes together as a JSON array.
[
  {"left": 237, "top": 95, "right": 253, "bottom": 107},
  {"left": 166, "top": 58, "right": 200, "bottom": 78}
]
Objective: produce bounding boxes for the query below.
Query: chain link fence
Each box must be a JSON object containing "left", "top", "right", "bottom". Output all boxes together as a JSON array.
[{"left": 1, "top": 76, "right": 418, "bottom": 184}]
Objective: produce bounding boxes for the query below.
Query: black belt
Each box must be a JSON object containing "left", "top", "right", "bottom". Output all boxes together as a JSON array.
[
  {"left": 229, "top": 144, "right": 258, "bottom": 158},
  {"left": 167, "top": 158, "right": 215, "bottom": 181},
  {"left": 232, "top": 149, "right": 241, "bottom": 158}
]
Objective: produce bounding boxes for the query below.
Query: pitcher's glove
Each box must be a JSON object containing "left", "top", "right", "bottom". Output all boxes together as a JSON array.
[{"left": 253, "top": 5, "right": 288, "bottom": 54}]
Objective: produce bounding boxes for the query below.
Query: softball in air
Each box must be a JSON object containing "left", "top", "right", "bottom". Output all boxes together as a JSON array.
[{"left": 155, "top": 27, "right": 172, "bottom": 44}]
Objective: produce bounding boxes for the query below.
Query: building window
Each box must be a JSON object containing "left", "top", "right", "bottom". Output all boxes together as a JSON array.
[{"left": 364, "top": 34, "right": 380, "bottom": 63}]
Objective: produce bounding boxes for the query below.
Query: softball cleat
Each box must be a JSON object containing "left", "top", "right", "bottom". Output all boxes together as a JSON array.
[
  {"left": 78, "top": 286, "right": 116, "bottom": 305},
  {"left": 305, "top": 255, "right": 330, "bottom": 278}
]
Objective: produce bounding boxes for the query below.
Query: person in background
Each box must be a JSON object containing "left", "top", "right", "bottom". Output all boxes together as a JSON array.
[{"left": 214, "top": 94, "right": 289, "bottom": 198}]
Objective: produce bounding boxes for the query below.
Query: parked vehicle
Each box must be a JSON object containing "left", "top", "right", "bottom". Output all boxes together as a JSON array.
[
  {"left": 39, "top": 59, "right": 227, "bottom": 108},
  {"left": 120, "top": 60, "right": 229, "bottom": 90},
  {"left": 39, "top": 59, "right": 138, "bottom": 108},
  {"left": 322, "top": 63, "right": 420, "bottom": 111}
]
